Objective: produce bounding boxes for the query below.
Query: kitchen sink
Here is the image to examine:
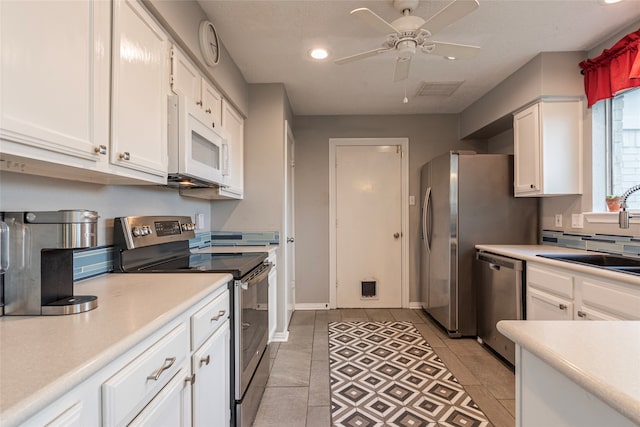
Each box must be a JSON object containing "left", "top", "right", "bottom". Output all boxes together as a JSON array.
[{"left": 538, "top": 253, "right": 640, "bottom": 276}]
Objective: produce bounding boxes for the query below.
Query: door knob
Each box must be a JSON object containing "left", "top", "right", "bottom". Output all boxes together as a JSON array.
[
  {"left": 287, "top": 237, "right": 295, "bottom": 243},
  {"left": 394, "top": 233, "right": 400, "bottom": 239}
]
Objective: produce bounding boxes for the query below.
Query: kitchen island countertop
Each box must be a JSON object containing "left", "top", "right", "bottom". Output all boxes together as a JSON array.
[
  {"left": 0, "top": 272, "right": 231, "bottom": 427},
  {"left": 498, "top": 320, "right": 640, "bottom": 425}
]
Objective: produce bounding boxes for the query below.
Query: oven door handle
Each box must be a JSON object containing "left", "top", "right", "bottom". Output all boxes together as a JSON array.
[{"left": 237, "top": 262, "right": 273, "bottom": 290}]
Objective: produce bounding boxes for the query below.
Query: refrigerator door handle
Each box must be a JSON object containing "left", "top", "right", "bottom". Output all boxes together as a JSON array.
[
  {"left": 0, "top": 221, "right": 9, "bottom": 273},
  {"left": 422, "top": 187, "right": 432, "bottom": 252}
]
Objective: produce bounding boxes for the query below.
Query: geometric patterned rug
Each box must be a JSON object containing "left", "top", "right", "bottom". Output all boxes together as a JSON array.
[{"left": 329, "top": 321, "right": 491, "bottom": 427}]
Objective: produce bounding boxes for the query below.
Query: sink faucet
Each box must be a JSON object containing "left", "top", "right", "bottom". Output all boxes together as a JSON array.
[{"left": 618, "top": 184, "right": 640, "bottom": 228}]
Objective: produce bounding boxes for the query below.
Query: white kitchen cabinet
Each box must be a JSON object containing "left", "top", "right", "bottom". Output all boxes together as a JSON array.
[
  {"left": 191, "top": 321, "right": 231, "bottom": 426},
  {"left": 110, "top": 0, "right": 168, "bottom": 181},
  {"left": 513, "top": 99, "right": 582, "bottom": 197},
  {"left": 526, "top": 262, "right": 640, "bottom": 321},
  {"left": 170, "top": 46, "right": 223, "bottom": 127},
  {"left": 0, "top": 0, "right": 110, "bottom": 168},
  {"left": 218, "top": 100, "right": 245, "bottom": 199}
]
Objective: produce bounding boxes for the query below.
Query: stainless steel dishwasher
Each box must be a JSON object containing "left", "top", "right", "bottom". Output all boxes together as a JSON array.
[{"left": 475, "top": 250, "right": 524, "bottom": 365}]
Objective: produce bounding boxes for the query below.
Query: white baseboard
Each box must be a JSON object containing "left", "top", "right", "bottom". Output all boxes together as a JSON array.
[
  {"left": 270, "top": 331, "right": 289, "bottom": 343},
  {"left": 294, "top": 303, "right": 330, "bottom": 310},
  {"left": 409, "top": 302, "right": 423, "bottom": 309}
]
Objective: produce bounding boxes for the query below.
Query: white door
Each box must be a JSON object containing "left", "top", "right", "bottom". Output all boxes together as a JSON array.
[
  {"left": 284, "top": 121, "right": 296, "bottom": 325},
  {"left": 334, "top": 142, "right": 404, "bottom": 308}
]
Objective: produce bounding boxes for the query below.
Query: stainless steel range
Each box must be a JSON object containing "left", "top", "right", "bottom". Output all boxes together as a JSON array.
[{"left": 113, "top": 215, "right": 272, "bottom": 427}]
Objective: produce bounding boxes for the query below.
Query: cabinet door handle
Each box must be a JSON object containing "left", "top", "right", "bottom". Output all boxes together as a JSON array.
[
  {"left": 577, "top": 310, "right": 586, "bottom": 318},
  {"left": 94, "top": 145, "right": 107, "bottom": 155},
  {"left": 200, "top": 355, "right": 210, "bottom": 367},
  {"left": 205, "top": 108, "right": 212, "bottom": 114},
  {"left": 211, "top": 122, "right": 215, "bottom": 128},
  {"left": 210, "top": 310, "right": 226, "bottom": 321},
  {"left": 558, "top": 304, "right": 567, "bottom": 310},
  {"left": 184, "top": 374, "right": 196, "bottom": 386},
  {"left": 147, "top": 357, "right": 176, "bottom": 381},
  {"left": 196, "top": 100, "right": 203, "bottom": 106},
  {"left": 119, "top": 152, "right": 130, "bottom": 161}
]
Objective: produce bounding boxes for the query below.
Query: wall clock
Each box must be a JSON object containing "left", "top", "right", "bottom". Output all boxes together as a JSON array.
[{"left": 199, "top": 20, "right": 220, "bottom": 67}]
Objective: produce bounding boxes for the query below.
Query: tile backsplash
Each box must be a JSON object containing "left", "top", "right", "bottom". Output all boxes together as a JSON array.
[{"left": 542, "top": 230, "right": 640, "bottom": 257}]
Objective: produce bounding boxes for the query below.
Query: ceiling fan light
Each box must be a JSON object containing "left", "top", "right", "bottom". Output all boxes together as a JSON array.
[{"left": 309, "top": 48, "right": 329, "bottom": 60}]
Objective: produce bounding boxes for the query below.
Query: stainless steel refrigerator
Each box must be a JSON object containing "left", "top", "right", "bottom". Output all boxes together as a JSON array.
[{"left": 420, "top": 152, "right": 538, "bottom": 337}]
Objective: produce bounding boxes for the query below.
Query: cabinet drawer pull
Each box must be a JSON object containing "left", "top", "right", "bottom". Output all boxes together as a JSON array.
[
  {"left": 196, "top": 100, "right": 203, "bottom": 106},
  {"left": 184, "top": 373, "right": 196, "bottom": 386},
  {"left": 119, "top": 152, "right": 131, "bottom": 161},
  {"left": 530, "top": 184, "right": 536, "bottom": 189},
  {"left": 210, "top": 310, "right": 226, "bottom": 321},
  {"left": 205, "top": 108, "right": 212, "bottom": 114},
  {"left": 94, "top": 145, "right": 107, "bottom": 155},
  {"left": 577, "top": 310, "right": 586, "bottom": 318},
  {"left": 200, "top": 355, "right": 210, "bottom": 366},
  {"left": 211, "top": 122, "right": 216, "bottom": 128},
  {"left": 146, "top": 357, "right": 176, "bottom": 381},
  {"left": 558, "top": 304, "right": 567, "bottom": 310}
]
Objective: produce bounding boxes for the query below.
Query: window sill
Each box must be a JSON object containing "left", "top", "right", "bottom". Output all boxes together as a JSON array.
[{"left": 584, "top": 211, "right": 640, "bottom": 224}]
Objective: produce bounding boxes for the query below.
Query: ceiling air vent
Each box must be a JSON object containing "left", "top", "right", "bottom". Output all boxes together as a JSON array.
[{"left": 416, "top": 81, "right": 464, "bottom": 97}]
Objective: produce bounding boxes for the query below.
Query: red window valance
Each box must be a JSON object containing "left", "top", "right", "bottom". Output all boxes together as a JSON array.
[{"left": 579, "top": 28, "right": 640, "bottom": 108}]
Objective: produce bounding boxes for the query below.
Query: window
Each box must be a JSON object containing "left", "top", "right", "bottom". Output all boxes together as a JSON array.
[{"left": 593, "top": 87, "right": 640, "bottom": 211}]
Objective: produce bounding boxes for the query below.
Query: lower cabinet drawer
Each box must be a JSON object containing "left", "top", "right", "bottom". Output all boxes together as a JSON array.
[
  {"left": 191, "top": 287, "right": 229, "bottom": 351},
  {"left": 102, "top": 322, "right": 189, "bottom": 426},
  {"left": 581, "top": 278, "right": 640, "bottom": 320}
]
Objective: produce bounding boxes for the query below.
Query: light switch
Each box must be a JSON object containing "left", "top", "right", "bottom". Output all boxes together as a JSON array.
[{"left": 409, "top": 195, "right": 416, "bottom": 206}]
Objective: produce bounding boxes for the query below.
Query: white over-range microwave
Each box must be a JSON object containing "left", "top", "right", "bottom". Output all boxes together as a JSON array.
[{"left": 167, "top": 94, "right": 228, "bottom": 187}]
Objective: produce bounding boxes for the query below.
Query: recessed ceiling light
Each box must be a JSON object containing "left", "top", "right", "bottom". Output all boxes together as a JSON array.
[
  {"left": 444, "top": 56, "right": 457, "bottom": 60},
  {"left": 309, "top": 48, "right": 329, "bottom": 60},
  {"left": 600, "top": 0, "right": 623, "bottom": 4}
]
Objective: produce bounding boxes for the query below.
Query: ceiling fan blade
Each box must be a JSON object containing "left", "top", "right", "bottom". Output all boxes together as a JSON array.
[
  {"left": 422, "top": 0, "right": 479, "bottom": 36},
  {"left": 335, "top": 47, "right": 392, "bottom": 65},
  {"left": 393, "top": 56, "right": 412, "bottom": 82},
  {"left": 351, "top": 8, "right": 399, "bottom": 35},
  {"left": 426, "top": 41, "right": 480, "bottom": 59}
]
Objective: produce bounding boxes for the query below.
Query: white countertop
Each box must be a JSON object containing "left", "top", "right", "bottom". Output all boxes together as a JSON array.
[
  {"left": 475, "top": 244, "right": 640, "bottom": 287},
  {"left": 497, "top": 320, "right": 640, "bottom": 425},
  {"left": 0, "top": 272, "right": 231, "bottom": 426}
]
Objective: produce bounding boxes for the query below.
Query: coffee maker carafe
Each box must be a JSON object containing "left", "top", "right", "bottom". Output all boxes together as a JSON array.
[{"left": 1, "top": 210, "right": 99, "bottom": 315}]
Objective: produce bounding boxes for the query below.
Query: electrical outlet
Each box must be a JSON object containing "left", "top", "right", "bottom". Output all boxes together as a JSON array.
[
  {"left": 554, "top": 214, "right": 563, "bottom": 227},
  {"left": 571, "top": 213, "right": 584, "bottom": 229}
]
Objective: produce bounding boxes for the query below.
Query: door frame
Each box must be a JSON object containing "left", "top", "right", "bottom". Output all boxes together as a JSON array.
[
  {"left": 283, "top": 119, "right": 295, "bottom": 327},
  {"left": 328, "top": 137, "right": 409, "bottom": 309}
]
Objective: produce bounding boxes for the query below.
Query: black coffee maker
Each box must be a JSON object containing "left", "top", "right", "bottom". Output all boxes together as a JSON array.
[{"left": 1, "top": 210, "right": 99, "bottom": 315}]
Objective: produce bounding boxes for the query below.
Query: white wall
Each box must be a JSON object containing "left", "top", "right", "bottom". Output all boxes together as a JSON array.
[
  {"left": 292, "top": 115, "right": 488, "bottom": 305},
  {"left": 0, "top": 172, "right": 211, "bottom": 246}
]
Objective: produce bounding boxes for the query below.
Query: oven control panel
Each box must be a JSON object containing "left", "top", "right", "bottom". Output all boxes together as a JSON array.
[{"left": 114, "top": 216, "right": 196, "bottom": 249}]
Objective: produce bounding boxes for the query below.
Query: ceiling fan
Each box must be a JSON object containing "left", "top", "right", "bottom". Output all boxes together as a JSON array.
[{"left": 335, "top": 0, "right": 481, "bottom": 82}]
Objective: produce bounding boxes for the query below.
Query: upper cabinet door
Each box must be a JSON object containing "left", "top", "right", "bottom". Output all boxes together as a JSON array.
[
  {"left": 111, "top": 0, "right": 168, "bottom": 178},
  {"left": 0, "top": 0, "right": 110, "bottom": 162},
  {"left": 513, "top": 104, "right": 541, "bottom": 195},
  {"left": 201, "top": 80, "right": 223, "bottom": 128},
  {"left": 221, "top": 100, "right": 244, "bottom": 198},
  {"left": 171, "top": 47, "right": 201, "bottom": 103}
]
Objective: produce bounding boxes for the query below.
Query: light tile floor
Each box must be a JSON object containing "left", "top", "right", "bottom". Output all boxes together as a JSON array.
[{"left": 253, "top": 309, "right": 515, "bottom": 427}]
